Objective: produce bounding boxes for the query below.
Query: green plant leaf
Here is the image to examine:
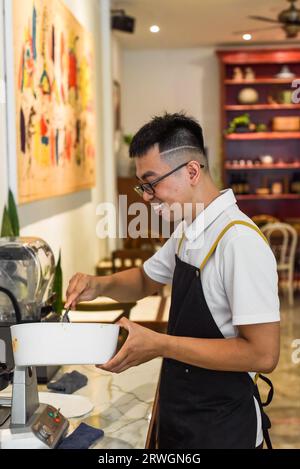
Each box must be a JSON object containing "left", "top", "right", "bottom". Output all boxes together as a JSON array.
[
  {"left": 53, "top": 250, "right": 63, "bottom": 316},
  {"left": 123, "top": 134, "right": 133, "bottom": 146},
  {"left": 1, "top": 206, "right": 14, "bottom": 237},
  {"left": 8, "top": 189, "right": 20, "bottom": 236}
]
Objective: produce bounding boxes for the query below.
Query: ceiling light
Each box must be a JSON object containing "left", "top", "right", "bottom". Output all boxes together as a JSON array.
[
  {"left": 243, "top": 33, "right": 252, "bottom": 41},
  {"left": 150, "top": 25, "right": 160, "bottom": 33}
]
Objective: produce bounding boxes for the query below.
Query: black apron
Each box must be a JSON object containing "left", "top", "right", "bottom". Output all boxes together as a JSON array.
[{"left": 158, "top": 220, "right": 273, "bottom": 449}]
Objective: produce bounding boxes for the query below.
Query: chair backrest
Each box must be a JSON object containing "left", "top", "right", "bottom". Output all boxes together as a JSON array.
[
  {"left": 111, "top": 249, "right": 154, "bottom": 273},
  {"left": 251, "top": 214, "right": 280, "bottom": 228},
  {"left": 123, "top": 232, "right": 165, "bottom": 250},
  {"left": 261, "top": 222, "right": 298, "bottom": 268}
]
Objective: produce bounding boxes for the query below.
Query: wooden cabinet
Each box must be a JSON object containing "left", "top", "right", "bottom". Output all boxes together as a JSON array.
[{"left": 217, "top": 49, "right": 300, "bottom": 220}]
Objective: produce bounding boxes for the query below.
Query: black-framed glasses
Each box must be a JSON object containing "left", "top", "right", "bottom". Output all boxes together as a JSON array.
[{"left": 134, "top": 161, "right": 205, "bottom": 197}]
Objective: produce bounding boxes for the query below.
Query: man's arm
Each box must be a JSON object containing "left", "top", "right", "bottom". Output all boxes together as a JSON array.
[
  {"left": 99, "top": 267, "right": 163, "bottom": 301},
  {"left": 99, "top": 319, "right": 280, "bottom": 374},
  {"left": 65, "top": 267, "right": 163, "bottom": 308},
  {"left": 162, "top": 322, "right": 280, "bottom": 373}
]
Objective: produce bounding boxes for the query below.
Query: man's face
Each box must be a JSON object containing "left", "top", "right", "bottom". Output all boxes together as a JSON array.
[{"left": 135, "top": 145, "right": 193, "bottom": 220}]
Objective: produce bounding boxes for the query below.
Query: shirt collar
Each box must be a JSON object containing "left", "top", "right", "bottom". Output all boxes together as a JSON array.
[{"left": 183, "top": 189, "right": 237, "bottom": 242}]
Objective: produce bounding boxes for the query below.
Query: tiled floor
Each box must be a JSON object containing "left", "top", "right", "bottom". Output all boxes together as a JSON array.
[{"left": 261, "top": 295, "right": 300, "bottom": 449}]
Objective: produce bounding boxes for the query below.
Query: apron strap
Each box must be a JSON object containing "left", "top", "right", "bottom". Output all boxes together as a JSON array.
[
  {"left": 176, "top": 220, "right": 267, "bottom": 261},
  {"left": 257, "top": 373, "right": 274, "bottom": 407},
  {"left": 200, "top": 220, "right": 268, "bottom": 271},
  {"left": 263, "top": 428, "right": 273, "bottom": 450},
  {"left": 254, "top": 374, "right": 274, "bottom": 450},
  {"left": 177, "top": 233, "right": 185, "bottom": 257}
]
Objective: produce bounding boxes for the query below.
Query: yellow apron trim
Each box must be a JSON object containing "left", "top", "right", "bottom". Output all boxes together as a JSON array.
[
  {"left": 177, "top": 234, "right": 186, "bottom": 256},
  {"left": 200, "top": 220, "right": 268, "bottom": 271},
  {"left": 177, "top": 220, "right": 268, "bottom": 269}
]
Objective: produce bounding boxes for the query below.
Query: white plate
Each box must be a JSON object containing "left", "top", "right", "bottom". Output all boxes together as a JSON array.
[
  {"left": 0, "top": 390, "right": 93, "bottom": 418},
  {"left": 39, "top": 392, "right": 93, "bottom": 418}
]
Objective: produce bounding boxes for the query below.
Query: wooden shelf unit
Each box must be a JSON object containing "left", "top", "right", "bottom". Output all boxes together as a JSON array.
[
  {"left": 225, "top": 163, "right": 300, "bottom": 170},
  {"left": 225, "top": 78, "right": 300, "bottom": 85},
  {"left": 237, "top": 194, "right": 300, "bottom": 201},
  {"left": 217, "top": 48, "right": 300, "bottom": 220},
  {"left": 225, "top": 104, "right": 300, "bottom": 111},
  {"left": 225, "top": 132, "right": 300, "bottom": 140}
]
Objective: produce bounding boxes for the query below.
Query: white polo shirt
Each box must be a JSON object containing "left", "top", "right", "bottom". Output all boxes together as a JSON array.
[{"left": 143, "top": 188, "right": 280, "bottom": 446}]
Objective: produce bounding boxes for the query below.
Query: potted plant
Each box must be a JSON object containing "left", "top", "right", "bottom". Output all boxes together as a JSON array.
[
  {"left": 1, "top": 190, "right": 20, "bottom": 237},
  {"left": 117, "top": 133, "right": 135, "bottom": 177},
  {"left": 1, "top": 190, "right": 63, "bottom": 317},
  {"left": 225, "top": 113, "right": 254, "bottom": 134}
]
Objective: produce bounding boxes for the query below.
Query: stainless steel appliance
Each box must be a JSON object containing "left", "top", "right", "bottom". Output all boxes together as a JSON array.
[
  {"left": 0, "top": 238, "right": 68, "bottom": 448},
  {"left": 0, "top": 237, "right": 59, "bottom": 380},
  {"left": 0, "top": 366, "right": 69, "bottom": 449}
]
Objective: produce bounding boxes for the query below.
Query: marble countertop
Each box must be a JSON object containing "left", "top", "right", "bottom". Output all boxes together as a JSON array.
[{"left": 40, "top": 358, "right": 162, "bottom": 449}]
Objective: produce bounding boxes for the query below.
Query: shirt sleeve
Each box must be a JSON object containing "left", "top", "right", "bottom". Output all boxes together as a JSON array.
[
  {"left": 220, "top": 233, "right": 280, "bottom": 326},
  {"left": 143, "top": 234, "right": 178, "bottom": 285}
]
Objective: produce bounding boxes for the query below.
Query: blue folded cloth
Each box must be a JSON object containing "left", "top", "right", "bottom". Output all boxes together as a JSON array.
[
  {"left": 47, "top": 370, "right": 88, "bottom": 394},
  {"left": 58, "top": 423, "right": 104, "bottom": 449}
]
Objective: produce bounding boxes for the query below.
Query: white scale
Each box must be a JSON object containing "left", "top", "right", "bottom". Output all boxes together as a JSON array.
[
  {"left": 0, "top": 366, "right": 69, "bottom": 449},
  {"left": 0, "top": 238, "right": 111, "bottom": 449}
]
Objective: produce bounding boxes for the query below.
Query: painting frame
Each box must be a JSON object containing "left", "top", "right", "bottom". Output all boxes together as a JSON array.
[{"left": 6, "top": 0, "right": 96, "bottom": 204}]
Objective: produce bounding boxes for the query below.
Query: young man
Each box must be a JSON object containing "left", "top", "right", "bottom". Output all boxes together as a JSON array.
[{"left": 65, "top": 113, "right": 280, "bottom": 449}]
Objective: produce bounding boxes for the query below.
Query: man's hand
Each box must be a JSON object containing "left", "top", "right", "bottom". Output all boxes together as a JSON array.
[
  {"left": 97, "top": 317, "right": 164, "bottom": 373},
  {"left": 64, "top": 268, "right": 164, "bottom": 309},
  {"left": 65, "top": 273, "right": 100, "bottom": 309}
]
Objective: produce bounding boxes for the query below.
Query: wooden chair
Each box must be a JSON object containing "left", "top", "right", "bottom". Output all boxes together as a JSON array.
[
  {"left": 123, "top": 232, "right": 165, "bottom": 250},
  {"left": 251, "top": 214, "right": 280, "bottom": 228},
  {"left": 112, "top": 249, "right": 166, "bottom": 298},
  {"left": 111, "top": 249, "right": 154, "bottom": 273},
  {"left": 261, "top": 222, "right": 298, "bottom": 306},
  {"left": 75, "top": 298, "right": 136, "bottom": 320},
  {"left": 95, "top": 258, "right": 113, "bottom": 276},
  {"left": 130, "top": 295, "right": 169, "bottom": 334}
]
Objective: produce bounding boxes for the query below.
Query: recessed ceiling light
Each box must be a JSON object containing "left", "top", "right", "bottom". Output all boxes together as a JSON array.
[
  {"left": 150, "top": 25, "right": 160, "bottom": 33},
  {"left": 243, "top": 33, "right": 252, "bottom": 41}
]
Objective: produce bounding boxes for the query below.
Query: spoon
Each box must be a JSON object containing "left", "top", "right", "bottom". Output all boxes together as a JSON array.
[{"left": 61, "top": 306, "right": 70, "bottom": 323}]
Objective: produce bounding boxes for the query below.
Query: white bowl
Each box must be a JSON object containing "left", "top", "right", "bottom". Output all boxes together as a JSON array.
[{"left": 10, "top": 323, "right": 120, "bottom": 366}]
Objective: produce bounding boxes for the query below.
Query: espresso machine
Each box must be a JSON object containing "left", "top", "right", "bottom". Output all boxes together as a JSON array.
[
  {"left": 0, "top": 237, "right": 59, "bottom": 380},
  {"left": 0, "top": 238, "right": 69, "bottom": 448}
]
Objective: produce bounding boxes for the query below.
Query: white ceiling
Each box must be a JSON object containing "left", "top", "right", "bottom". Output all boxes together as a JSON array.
[{"left": 111, "top": 0, "right": 300, "bottom": 49}]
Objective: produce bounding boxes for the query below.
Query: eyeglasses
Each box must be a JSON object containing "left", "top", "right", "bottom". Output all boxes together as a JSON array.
[{"left": 134, "top": 161, "right": 205, "bottom": 197}]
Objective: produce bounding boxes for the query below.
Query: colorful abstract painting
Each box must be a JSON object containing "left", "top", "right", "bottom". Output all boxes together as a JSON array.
[{"left": 13, "top": 0, "right": 96, "bottom": 203}]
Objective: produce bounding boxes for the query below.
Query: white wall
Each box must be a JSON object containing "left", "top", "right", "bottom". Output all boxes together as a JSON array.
[
  {"left": 0, "top": 0, "right": 8, "bottom": 215},
  {"left": 0, "top": 0, "right": 119, "bottom": 292},
  {"left": 112, "top": 33, "right": 122, "bottom": 84},
  {"left": 122, "top": 48, "right": 222, "bottom": 186}
]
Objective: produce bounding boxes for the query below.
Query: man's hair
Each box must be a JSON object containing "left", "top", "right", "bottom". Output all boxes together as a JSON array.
[{"left": 129, "top": 112, "right": 206, "bottom": 162}]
